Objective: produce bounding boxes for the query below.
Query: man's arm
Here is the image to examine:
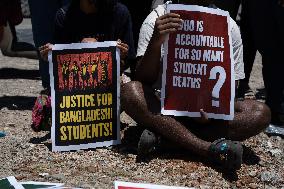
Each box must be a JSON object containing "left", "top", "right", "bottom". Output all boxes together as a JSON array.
[{"left": 136, "top": 13, "right": 182, "bottom": 84}]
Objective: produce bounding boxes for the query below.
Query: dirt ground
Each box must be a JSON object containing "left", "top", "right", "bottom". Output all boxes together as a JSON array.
[{"left": 0, "top": 22, "right": 283, "bottom": 189}]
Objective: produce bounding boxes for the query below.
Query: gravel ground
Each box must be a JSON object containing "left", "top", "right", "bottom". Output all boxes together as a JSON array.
[{"left": 0, "top": 24, "right": 283, "bottom": 188}]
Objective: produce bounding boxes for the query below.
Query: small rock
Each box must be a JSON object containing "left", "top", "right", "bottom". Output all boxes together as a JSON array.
[
  {"left": 86, "top": 166, "right": 98, "bottom": 173},
  {"left": 264, "top": 185, "right": 277, "bottom": 189},
  {"left": 249, "top": 170, "right": 258, "bottom": 177},
  {"left": 269, "top": 149, "right": 282, "bottom": 157},
  {"left": 15, "top": 175, "right": 26, "bottom": 180},
  {"left": 258, "top": 160, "right": 266, "bottom": 166},
  {"left": 50, "top": 173, "right": 65, "bottom": 181},
  {"left": 249, "top": 183, "right": 258, "bottom": 189},
  {"left": 39, "top": 173, "right": 49, "bottom": 177},
  {"left": 199, "top": 185, "right": 210, "bottom": 189},
  {"left": 270, "top": 136, "right": 282, "bottom": 141},
  {"left": 267, "top": 141, "right": 273, "bottom": 148},
  {"left": 260, "top": 171, "right": 280, "bottom": 184},
  {"left": 80, "top": 184, "right": 93, "bottom": 189},
  {"left": 7, "top": 123, "right": 15, "bottom": 127}
]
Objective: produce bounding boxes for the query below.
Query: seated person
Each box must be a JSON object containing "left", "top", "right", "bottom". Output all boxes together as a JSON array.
[
  {"left": 33, "top": 0, "right": 135, "bottom": 131},
  {"left": 121, "top": 0, "right": 271, "bottom": 170},
  {"left": 0, "top": 0, "right": 37, "bottom": 58},
  {"left": 39, "top": 0, "right": 135, "bottom": 69}
]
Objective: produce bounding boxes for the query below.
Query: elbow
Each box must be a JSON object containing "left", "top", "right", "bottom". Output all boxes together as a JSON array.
[{"left": 134, "top": 58, "right": 156, "bottom": 85}]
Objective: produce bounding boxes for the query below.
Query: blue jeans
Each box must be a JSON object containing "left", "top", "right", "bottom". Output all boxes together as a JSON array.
[{"left": 28, "top": 0, "right": 70, "bottom": 88}]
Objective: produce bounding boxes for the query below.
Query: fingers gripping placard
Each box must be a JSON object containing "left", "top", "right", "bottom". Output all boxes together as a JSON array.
[{"left": 161, "top": 4, "right": 235, "bottom": 120}]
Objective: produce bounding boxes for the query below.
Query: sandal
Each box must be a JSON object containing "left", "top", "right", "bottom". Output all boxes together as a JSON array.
[
  {"left": 209, "top": 138, "right": 243, "bottom": 171},
  {"left": 244, "top": 89, "right": 256, "bottom": 100}
]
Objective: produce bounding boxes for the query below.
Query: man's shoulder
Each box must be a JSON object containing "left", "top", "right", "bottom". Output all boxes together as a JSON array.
[
  {"left": 142, "top": 3, "right": 166, "bottom": 25},
  {"left": 114, "top": 2, "right": 131, "bottom": 18},
  {"left": 229, "top": 17, "right": 239, "bottom": 32}
]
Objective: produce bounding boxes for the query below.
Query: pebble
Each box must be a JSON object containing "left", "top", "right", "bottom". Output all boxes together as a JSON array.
[
  {"left": 268, "top": 149, "right": 282, "bottom": 157},
  {"left": 199, "top": 185, "right": 210, "bottom": 189},
  {"left": 260, "top": 171, "right": 280, "bottom": 184},
  {"left": 249, "top": 170, "right": 258, "bottom": 177},
  {"left": 249, "top": 183, "right": 258, "bottom": 189},
  {"left": 39, "top": 173, "right": 49, "bottom": 177},
  {"left": 7, "top": 123, "right": 15, "bottom": 127},
  {"left": 80, "top": 183, "right": 93, "bottom": 189},
  {"left": 49, "top": 173, "right": 65, "bottom": 181}
]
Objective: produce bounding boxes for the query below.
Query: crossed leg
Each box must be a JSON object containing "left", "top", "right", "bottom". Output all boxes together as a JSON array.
[{"left": 121, "top": 81, "right": 271, "bottom": 157}]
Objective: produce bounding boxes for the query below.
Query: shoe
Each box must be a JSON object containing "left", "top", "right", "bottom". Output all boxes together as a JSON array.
[
  {"left": 0, "top": 24, "right": 38, "bottom": 59},
  {"left": 137, "top": 129, "right": 159, "bottom": 158},
  {"left": 236, "top": 82, "right": 255, "bottom": 100},
  {"left": 265, "top": 112, "right": 284, "bottom": 137},
  {"left": 209, "top": 138, "right": 243, "bottom": 171}
]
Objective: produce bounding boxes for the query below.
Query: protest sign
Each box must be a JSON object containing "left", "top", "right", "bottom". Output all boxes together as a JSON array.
[
  {"left": 20, "top": 181, "right": 64, "bottom": 189},
  {"left": 49, "top": 42, "right": 120, "bottom": 152},
  {"left": 114, "top": 181, "right": 192, "bottom": 189},
  {"left": 161, "top": 4, "right": 235, "bottom": 120},
  {"left": 0, "top": 176, "right": 24, "bottom": 189}
]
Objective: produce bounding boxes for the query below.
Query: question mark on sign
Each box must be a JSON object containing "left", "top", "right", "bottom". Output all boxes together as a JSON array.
[{"left": 209, "top": 66, "right": 226, "bottom": 107}]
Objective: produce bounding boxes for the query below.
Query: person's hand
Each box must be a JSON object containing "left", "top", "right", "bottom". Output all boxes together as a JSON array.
[
  {"left": 81, "top": 38, "right": 98, "bottom": 43},
  {"left": 193, "top": 109, "right": 209, "bottom": 124},
  {"left": 117, "top": 39, "right": 129, "bottom": 60},
  {"left": 39, "top": 43, "right": 53, "bottom": 61},
  {"left": 152, "top": 13, "right": 182, "bottom": 45}
]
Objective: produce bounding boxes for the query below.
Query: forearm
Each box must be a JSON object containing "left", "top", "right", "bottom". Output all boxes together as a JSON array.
[{"left": 136, "top": 34, "right": 162, "bottom": 84}]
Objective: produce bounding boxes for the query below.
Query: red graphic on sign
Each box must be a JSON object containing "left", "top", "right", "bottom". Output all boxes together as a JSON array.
[{"left": 57, "top": 52, "right": 113, "bottom": 91}]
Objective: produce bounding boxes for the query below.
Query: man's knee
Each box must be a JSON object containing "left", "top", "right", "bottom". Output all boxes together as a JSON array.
[
  {"left": 121, "top": 81, "right": 147, "bottom": 112},
  {"left": 247, "top": 100, "right": 270, "bottom": 120},
  {"left": 237, "top": 99, "right": 271, "bottom": 127},
  {"left": 121, "top": 81, "right": 142, "bottom": 94}
]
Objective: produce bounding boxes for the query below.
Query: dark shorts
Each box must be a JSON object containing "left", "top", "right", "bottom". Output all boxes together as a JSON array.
[{"left": 0, "top": 0, "right": 23, "bottom": 26}]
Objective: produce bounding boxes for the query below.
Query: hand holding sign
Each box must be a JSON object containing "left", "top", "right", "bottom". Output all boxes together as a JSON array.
[
  {"left": 161, "top": 4, "right": 235, "bottom": 120},
  {"left": 153, "top": 13, "right": 183, "bottom": 45}
]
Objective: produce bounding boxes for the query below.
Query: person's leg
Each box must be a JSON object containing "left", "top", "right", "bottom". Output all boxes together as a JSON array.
[
  {"left": 187, "top": 100, "right": 271, "bottom": 141},
  {"left": 0, "top": 26, "right": 3, "bottom": 42},
  {"left": 262, "top": 55, "right": 284, "bottom": 125},
  {"left": 121, "top": 81, "right": 246, "bottom": 170},
  {"left": 237, "top": 0, "right": 257, "bottom": 98},
  {"left": 121, "top": 81, "right": 210, "bottom": 157}
]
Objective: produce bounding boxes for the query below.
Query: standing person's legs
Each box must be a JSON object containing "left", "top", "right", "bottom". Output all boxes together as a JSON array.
[
  {"left": 28, "top": 0, "right": 69, "bottom": 88},
  {"left": 238, "top": 0, "right": 257, "bottom": 97},
  {"left": 253, "top": 0, "right": 284, "bottom": 126},
  {"left": 275, "top": 0, "right": 284, "bottom": 118},
  {"left": 262, "top": 55, "right": 284, "bottom": 125},
  {"left": 0, "top": 27, "right": 3, "bottom": 42}
]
